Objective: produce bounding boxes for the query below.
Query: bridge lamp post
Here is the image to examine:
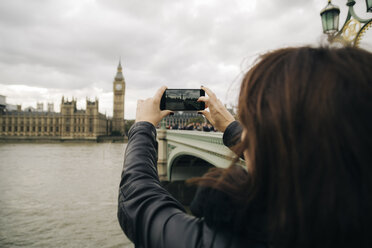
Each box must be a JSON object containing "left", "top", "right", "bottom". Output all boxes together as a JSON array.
[{"left": 320, "top": 0, "right": 372, "bottom": 47}]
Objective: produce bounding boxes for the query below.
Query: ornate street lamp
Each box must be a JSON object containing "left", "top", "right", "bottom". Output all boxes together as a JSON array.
[
  {"left": 320, "top": 1, "right": 340, "bottom": 34},
  {"left": 320, "top": 0, "right": 372, "bottom": 47}
]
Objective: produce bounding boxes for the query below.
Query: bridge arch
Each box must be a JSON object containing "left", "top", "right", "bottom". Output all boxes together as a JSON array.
[
  {"left": 167, "top": 143, "right": 231, "bottom": 181},
  {"left": 157, "top": 129, "right": 237, "bottom": 181},
  {"left": 156, "top": 129, "right": 242, "bottom": 204},
  {"left": 169, "top": 154, "right": 214, "bottom": 181}
]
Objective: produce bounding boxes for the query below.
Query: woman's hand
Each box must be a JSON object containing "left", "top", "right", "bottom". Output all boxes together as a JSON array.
[
  {"left": 198, "top": 86, "right": 235, "bottom": 132},
  {"left": 136, "top": 86, "right": 173, "bottom": 127}
]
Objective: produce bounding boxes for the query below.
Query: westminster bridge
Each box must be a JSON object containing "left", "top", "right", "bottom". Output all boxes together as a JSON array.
[{"left": 156, "top": 127, "right": 241, "bottom": 204}]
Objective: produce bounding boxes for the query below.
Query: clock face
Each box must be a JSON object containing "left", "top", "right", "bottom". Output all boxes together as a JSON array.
[{"left": 115, "top": 84, "right": 122, "bottom": 90}]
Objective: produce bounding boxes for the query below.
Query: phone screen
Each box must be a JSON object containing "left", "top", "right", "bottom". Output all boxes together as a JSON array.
[{"left": 160, "top": 89, "right": 205, "bottom": 111}]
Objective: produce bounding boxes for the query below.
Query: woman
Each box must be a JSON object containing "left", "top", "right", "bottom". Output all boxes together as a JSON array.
[{"left": 118, "top": 46, "right": 372, "bottom": 247}]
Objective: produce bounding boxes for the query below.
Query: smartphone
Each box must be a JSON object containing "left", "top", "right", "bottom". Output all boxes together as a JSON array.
[{"left": 160, "top": 89, "right": 205, "bottom": 111}]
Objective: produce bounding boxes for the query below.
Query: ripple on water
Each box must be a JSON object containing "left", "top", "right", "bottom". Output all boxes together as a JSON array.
[{"left": 0, "top": 143, "right": 133, "bottom": 248}]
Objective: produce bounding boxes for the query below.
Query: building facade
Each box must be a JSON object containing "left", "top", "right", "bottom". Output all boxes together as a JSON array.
[
  {"left": 162, "top": 111, "right": 201, "bottom": 129},
  {"left": 0, "top": 62, "right": 125, "bottom": 140}
]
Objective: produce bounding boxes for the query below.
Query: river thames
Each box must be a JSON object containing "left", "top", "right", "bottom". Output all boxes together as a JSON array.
[{"left": 0, "top": 143, "right": 133, "bottom": 248}]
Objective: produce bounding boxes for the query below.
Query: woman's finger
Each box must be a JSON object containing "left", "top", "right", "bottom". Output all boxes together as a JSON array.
[
  {"left": 160, "top": 110, "right": 173, "bottom": 119},
  {"left": 197, "top": 96, "right": 209, "bottom": 103},
  {"left": 201, "top": 86, "right": 216, "bottom": 100},
  {"left": 153, "top": 86, "right": 167, "bottom": 104}
]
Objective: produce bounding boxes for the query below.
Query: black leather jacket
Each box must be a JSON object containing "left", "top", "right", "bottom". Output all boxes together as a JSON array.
[{"left": 118, "top": 121, "right": 266, "bottom": 248}]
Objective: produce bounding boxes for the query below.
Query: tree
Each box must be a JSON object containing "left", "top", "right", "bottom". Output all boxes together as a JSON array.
[
  {"left": 124, "top": 119, "right": 135, "bottom": 136},
  {"left": 187, "top": 116, "right": 205, "bottom": 125}
]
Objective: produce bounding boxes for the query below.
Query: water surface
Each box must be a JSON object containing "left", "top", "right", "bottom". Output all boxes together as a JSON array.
[{"left": 0, "top": 143, "right": 133, "bottom": 248}]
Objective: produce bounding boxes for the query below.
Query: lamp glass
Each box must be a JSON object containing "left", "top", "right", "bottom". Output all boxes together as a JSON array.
[
  {"left": 367, "top": 0, "right": 372, "bottom": 12},
  {"left": 321, "top": 8, "right": 340, "bottom": 34}
]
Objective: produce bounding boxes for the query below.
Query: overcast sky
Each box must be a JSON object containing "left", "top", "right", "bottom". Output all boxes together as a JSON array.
[{"left": 0, "top": 0, "right": 371, "bottom": 119}]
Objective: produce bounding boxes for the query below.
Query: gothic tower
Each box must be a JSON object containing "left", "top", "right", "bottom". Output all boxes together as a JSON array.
[{"left": 112, "top": 61, "right": 125, "bottom": 135}]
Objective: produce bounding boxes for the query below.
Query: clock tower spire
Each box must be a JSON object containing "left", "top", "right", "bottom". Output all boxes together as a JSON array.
[{"left": 112, "top": 60, "right": 125, "bottom": 135}]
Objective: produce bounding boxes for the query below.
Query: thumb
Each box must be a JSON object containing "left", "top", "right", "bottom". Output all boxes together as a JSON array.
[{"left": 160, "top": 110, "right": 173, "bottom": 118}]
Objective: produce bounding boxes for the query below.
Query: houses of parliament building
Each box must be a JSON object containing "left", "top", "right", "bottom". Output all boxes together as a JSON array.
[{"left": 0, "top": 62, "right": 126, "bottom": 141}]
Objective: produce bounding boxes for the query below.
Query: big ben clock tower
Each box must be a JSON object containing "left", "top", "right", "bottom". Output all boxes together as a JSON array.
[{"left": 112, "top": 61, "right": 125, "bottom": 135}]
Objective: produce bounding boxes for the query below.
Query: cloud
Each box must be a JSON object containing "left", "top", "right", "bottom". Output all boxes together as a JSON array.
[{"left": 1, "top": 0, "right": 370, "bottom": 119}]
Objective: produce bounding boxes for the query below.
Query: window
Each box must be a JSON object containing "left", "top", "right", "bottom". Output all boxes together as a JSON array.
[
  {"left": 15, "top": 126, "right": 18, "bottom": 132},
  {"left": 56, "top": 127, "right": 59, "bottom": 132},
  {"left": 50, "top": 127, "right": 53, "bottom": 132},
  {"left": 21, "top": 126, "right": 24, "bottom": 131},
  {"left": 2, "top": 126, "right": 5, "bottom": 131},
  {"left": 26, "top": 126, "right": 29, "bottom": 132},
  {"left": 44, "top": 127, "right": 47, "bottom": 132},
  {"left": 8, "top": 126, "right": 11, "bottom": 131},
  {"left": 32, "top": 127, "right": 35, "bottom": 132},
  {"left": 38, "top": 127, "right": 41, "bottom": 132}
]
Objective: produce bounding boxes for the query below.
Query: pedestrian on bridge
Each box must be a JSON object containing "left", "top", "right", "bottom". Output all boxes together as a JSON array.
[{"left": 118, "top": 46, "right": 372, "bottom": 248}]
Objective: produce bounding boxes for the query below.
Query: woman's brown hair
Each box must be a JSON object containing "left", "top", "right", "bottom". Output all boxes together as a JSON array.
[{"left": 193, "top": 46, "right": 372, "bottom": 247}]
